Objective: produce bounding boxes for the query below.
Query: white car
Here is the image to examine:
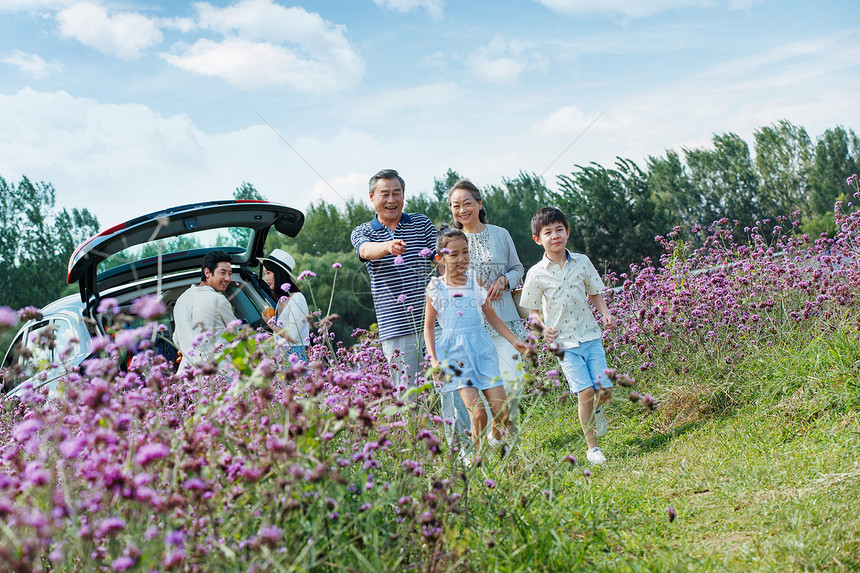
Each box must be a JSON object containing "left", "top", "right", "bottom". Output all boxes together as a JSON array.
[{"left": 1, "top": 199, "right": 304, "bottom": 398}]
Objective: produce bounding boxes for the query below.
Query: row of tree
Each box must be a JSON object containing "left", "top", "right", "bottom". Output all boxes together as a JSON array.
[
  {"left": 1, "top": 120, "right": 857, "bottom": 347},
  {"left": 0, "top": 177, "right": 100, "bottom": 310},
  {"left": 264, "top": 120, "right": 859, "bottom": 341}
]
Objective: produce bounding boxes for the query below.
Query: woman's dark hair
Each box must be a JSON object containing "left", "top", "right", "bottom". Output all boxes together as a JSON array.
[
  {"left": 200, "top": 250, "right": 232, "bottom": 281},
  {"left": 448, "top": 179, "right": 487, "bottom": 229},
  {"left": 436, "top": 224, "right": 468, "bottom": 253},
  {"left": 530, "top": 206, "right": 570, "bottom": 236},
  {"left": 262, "top": 260, "right": 300, "bottom": 296}
]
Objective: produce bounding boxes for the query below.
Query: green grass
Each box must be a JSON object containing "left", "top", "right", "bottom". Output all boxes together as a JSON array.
[{"left": 461, "top": 321, "right": 860, "bottom": 572}]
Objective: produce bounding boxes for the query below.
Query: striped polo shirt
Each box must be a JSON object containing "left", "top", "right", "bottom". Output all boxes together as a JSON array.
[{"left": 351, "top": 213, "right": 437, "bottom": 341}]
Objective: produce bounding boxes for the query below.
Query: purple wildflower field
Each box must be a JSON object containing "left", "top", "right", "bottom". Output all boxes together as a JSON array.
[{"left": 0, "top": 184, "right": 858, "bottom": 571}]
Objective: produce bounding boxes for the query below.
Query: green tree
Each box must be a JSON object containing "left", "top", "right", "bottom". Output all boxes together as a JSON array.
[
  {"left": 753, "top": 120, "right": 813, "bottom": 220},
  {"left": 483, "top": 171, "right": 551, "bottom": 272},
  {"left": 806, "top": 126, "right": 860, "bottom": 235},
  {"left": 405, "top": 168, "right": 460, "bottom": 226},
  {"left": 279, "top": 199, "right": 374, "bottom": 257},
  {"left": 231, "top": 182, "right": 266, "bottom": 244},
  {"left": 290, "top": 250, "right": 377, "bottom": 345},
  {"left": 647, "top": 150, "right": 695, "bottom": 231},
  {"left": 684, "top": 133, "right": 761, "bottom": 233},
  {"left": 0, "top": 175, "right": 100, "bottom": 310},
  {"left": 553, "top": 159, "right": 667, "bottom": 276}
]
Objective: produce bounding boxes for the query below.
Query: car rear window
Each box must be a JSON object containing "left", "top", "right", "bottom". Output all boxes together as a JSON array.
[{"left": 98, "top": 227, "right": 254, "bottom": 275}]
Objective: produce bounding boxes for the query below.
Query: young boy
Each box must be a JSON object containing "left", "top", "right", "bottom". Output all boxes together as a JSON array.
[{"left": 519, "top": 207, "right": 617, "bottom": 465}]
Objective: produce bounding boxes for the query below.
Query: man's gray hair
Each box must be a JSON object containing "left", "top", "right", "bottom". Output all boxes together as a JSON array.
[{"left": 368, "top": 169, "right": 406, "bottom": 195}]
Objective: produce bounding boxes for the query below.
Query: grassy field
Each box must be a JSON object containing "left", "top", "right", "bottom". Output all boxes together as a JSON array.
[{"left": 480, "top": 323, "right": 860, "bottom": 572}]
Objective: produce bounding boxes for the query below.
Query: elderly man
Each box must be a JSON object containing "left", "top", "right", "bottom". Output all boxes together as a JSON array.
[
  {"left": 350, "top": 169, "right": 437, "bottom": 388},
  {"left": 173, "top": 250, "right": 238, "bottom": 373}
]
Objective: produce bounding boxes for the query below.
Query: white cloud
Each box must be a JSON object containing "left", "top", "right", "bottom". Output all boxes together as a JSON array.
[
  {"left": 528, "top": 29, "right": 860, "bottom": 179},
  {"left": 0, "top": 89, "right": 382, "bottom": 228},
  {"left": 344, "top": 82, "right": 462, "bottom": 122},
  {"left": 534, "top": 0, "right": 735, "bottom": 19},
  {"left": 1, "top": 50, "right": 61, "bottom": 79},
  {"left": 534, "top": 106, "right": 597, "bottom": 136},
  {"left": 57, "top": 1, "right": 163, "bottom": 60},
  {"left": 158, "top": 16, "right": 196, "bottom": 33},
  {"left": 372, "top": 0, "right": 444, "bottom": 20},
  {"left": 307, "top": 173, "right": 368, "bottom": 205},
  {"left": 0, "top": 0, "right": 75, "bottom": 10},
  {"left": 467, "top": 35, "right": 547, "bottom": 84},
  {"left": 421, "top": 51, "right": 448, "bottom": 71},
  {"left": 162, "top": 0, "right": 364, "bottom": 93}
]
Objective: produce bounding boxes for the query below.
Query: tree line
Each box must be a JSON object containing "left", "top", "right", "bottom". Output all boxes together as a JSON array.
[
  {"left": 265, "top": 120, "right": 859, "bottom": 341},
  {"left": 1, "top": 120, "right": 857, "bottom": 347}
]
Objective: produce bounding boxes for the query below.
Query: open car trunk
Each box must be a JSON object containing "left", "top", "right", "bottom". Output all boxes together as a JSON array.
[{"left": 67, "top": 200, "right": 304, "bottom": 316}]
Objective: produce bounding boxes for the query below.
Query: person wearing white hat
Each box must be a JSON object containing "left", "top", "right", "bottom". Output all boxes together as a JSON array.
[{"left": 259, "top": 248, "right": 309, "bottom": 361}]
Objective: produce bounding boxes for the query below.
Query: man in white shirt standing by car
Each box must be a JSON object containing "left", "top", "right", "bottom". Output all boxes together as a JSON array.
[{"left": 173, "top": 250, "right": 238, "bottom": 373}]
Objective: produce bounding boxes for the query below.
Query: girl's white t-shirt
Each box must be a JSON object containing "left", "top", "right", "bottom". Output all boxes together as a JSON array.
[{"left": 276, "top": 292, "right": 310, "bottom": 345}]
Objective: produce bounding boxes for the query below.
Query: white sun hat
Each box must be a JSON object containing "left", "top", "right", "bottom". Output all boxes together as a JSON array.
[{"left": 258, "top": 248, "right": 299, "bottom": 287}]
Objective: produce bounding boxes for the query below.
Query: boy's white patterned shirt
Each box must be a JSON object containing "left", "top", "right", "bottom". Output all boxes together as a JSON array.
[{"left": 519, "top": 250, "right": 605, "bottom": 349}]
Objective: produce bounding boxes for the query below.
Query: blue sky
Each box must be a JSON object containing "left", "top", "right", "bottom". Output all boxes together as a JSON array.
[{"left": 1, "top": 0, "right": 858, "bottom": 230}]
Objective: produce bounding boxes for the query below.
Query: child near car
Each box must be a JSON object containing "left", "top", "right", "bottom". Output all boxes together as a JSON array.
[{"left": 518, "top": 207, "right": 617, "bottom": 465}]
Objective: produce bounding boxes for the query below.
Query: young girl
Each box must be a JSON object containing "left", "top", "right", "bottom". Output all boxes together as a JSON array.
[
  {"left": 424, "top": 226, "right": 527, "bottom": 455},
  {"left": 259, "top": 249, "right": 309, "bottom": 361}
]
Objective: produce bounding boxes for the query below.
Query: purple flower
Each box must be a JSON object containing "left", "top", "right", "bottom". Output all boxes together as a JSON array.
[
  {"left": 419, "top": 248, "right": 433, "bottom": 258},
  {"left": 583, "top": 469, "right": 592, "bottom": 477},
  {"left": 24, "top": 461, "right": 49, "bottom": 486},
  {"left": 456, "top": 311, "right": 463, "bottom": 317},
  {"left": 95, "top": 517, "right": 126, "bottom": 537},
  {"left": 667, "top": 506, "right": 677, "bottom": 522},
  {"left": 135, "top": 442, "right": 170, "bottom": 466},
  {"left": 13, "top": 418, "right": 42, "bottom": 442},
  {"left": 259, "top": 524, "right": 283, "bottom": 543},
  {"left": 17, "top": 306, "right": 42, "bottom": 322},
  {"left": 0, "top": 306, "right": 17, "bottom": 329},
  {"left": 564, "top": 454, "right": 577, "bottom": 465},
  {"left": 59, "top": 437, "right": 86, "bottom": 459},
  {"left": 184, "top": 477, "right": 207, "bottom": 490},
  {"left": 297, "top": 270, "right": 316, "bottom": 281},
  {"left": 131, "top": 294, "right": 166, "bottom": 319},
  {"left": 111, "top": 556, "right": 136, "bottom": 572},
  {"left": 165, "top": 530, "right": 186, "bottom": 547},
  {"left": 397, "top": 294, "right": 408, "bottom": 303},
  {"left": 162, "top": 550, "right": 186, "bottom": 568},
  {"left": 440, "top": 248, "right": 451, "bottom": 254},
  {"left": 332, "top": 262, "right": 342, "bottom": 268},
  {"left": 483, "top": 479, "right": 496, "bottom": 489},
  {"left": 280, "top": 282, "right": 291, "bottom": 293},
  {"left": 393, "top": 255, "right": 404, "bottom": 266}
]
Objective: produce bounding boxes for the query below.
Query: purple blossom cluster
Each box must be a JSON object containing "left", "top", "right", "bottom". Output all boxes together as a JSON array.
[
  {"left": 601, "top": 203, "right": 860, "bottom": 378},
  {"left": 0, "top": 311, "right": 467, "bottom": 569}
]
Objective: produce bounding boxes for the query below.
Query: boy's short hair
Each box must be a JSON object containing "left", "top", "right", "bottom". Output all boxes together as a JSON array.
[{"left": 531, "top": 206, "right": 570, "bottom": 236}]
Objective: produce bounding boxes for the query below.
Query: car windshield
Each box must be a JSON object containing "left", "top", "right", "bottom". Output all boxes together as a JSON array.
[{"left": 98, "top": 227, "right": 254, "bottom": 275}]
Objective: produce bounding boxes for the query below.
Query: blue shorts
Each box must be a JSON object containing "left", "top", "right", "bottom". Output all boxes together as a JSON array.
[{"left": 559, "top": 338, "right": 612, "bottom": 395}]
